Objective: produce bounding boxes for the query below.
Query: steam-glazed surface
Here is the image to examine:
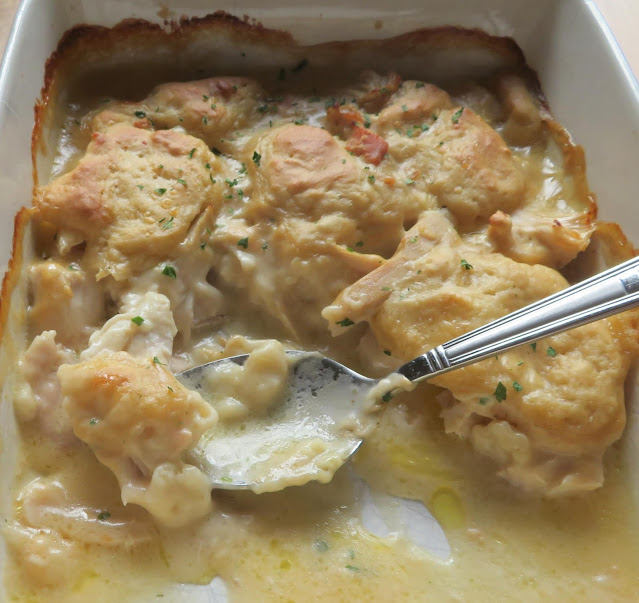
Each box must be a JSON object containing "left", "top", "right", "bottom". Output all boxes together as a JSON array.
[{"left": 5, "top": 47, "right": 639, "bottom": 602}]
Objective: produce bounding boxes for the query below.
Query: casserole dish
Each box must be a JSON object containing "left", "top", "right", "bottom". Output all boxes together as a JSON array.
[{"left": 3, "top": 3, "right": 635, "bottom": 603}]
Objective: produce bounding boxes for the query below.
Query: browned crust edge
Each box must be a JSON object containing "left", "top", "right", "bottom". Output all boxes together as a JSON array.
[
  {"left": 0, "top": 208, "right": 32, "bottom": 344},
  {"left": 31, "top": 13, "right": 534, "bottom": 187}
]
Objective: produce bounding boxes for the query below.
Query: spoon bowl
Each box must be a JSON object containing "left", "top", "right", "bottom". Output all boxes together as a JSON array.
[{"left": 178, "top": 254, "right": 639, "bottom": 492}]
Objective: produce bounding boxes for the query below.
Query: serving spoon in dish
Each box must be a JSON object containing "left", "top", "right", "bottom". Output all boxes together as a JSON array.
[{"left": 178, "top": 255, "right": 639, "bottom": 493}]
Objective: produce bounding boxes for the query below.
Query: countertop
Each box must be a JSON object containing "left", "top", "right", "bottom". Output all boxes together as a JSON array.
[{"left": 0, "top": 1, "right": 637, "bottom": 85}]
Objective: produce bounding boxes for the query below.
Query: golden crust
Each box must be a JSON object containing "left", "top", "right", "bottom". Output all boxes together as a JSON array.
[
  {"left": 323, "top": 211, "right": 633, "bottom": 489},
  {"left": 35, "top": 123, "right": 221, "bottom": 280}
]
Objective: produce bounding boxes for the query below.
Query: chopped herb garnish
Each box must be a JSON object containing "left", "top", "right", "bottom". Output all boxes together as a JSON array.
[
  {"left": 409, "top": 236, "right": 418, "bottom": 243},
  {"left": 530, "top": 343, "right": 537, "bottom": 352},
  {"left": 513, "top": 381, "right": 523, "bottom": 392},
  {"left": 202, "top": 116, "right": 208, "bottom": 125},
  {"left": 547, "top": 346, "right": 557, "bottom": 357},
  {"left": 202, "top": 94, "right": 209, "bottom": 101},
  {"left": 336, "top": 318, "right": 355, "bottom": 327},
  {"left": 167, "top": 386, "right": 174, "bottom": 393},
  {"left": 205, "top": 162, "right": 211, "bottom": 169},
  {"left": 405, "top": 178, "right": 415, "bottom": 185},
  {"left": 261, "top": 242, "right": 268, "bottom": 250},
  {"left": 355, "top": 241, "right": 364, "bottom": 247},
  {"left": 294, "top": 119, "right": 305, "bottom": 125},
  {"left": 416, "top": 82, "right": 425, "bottom": 88},
  {"left": 220, "top": 476, "right": 233, "bottom": 483},
  {"left": 494, "top": 381, "right": 507, "bottom": 402},
  {"left": 225, "top": 178, "right": 238, "bottom": 187},
  {"left": 212, "top": 147, "right": 222, "bottom": 156},
  {"left": 420, "top": 123, "right": 429, "bottom": 131},
  {"left": 368, "top": 174, "right": 375, "bottom": 183},
  {"left": 252, "top": 151, "right": 261, "bottom": 166},
  {"left": 210, "top": 174, "right": 216, "bottom": 184},
  {"left": 479, "top": 397, "right": 490, "bottom": 405},
  {"left": 461, "top": 259, "right": 473, "bottom": 270},
  {"left": 381, "top": 392, "right": 393, "bottom": 403},
  {"left": 238, "top": 163, "right": 247, "bottom": 174},
  {"left": 200, "top": 243, "right": 206, "bottom": 250},
  {"left": 406, "top": 127, "right": 414, "bottom": 138},
  {"left": 97, "top": 511, "right": 111, "bottom": 521},
  {"left": 162, "top": 216, "right": 174, "bottom": 230},
  {"left": 313, "top": 540, "right": 330, "bottom": 553},
  {"left": 211, "top": 103, "right": 216, "bottom": 110},
  {"left": 176, "top": 178, "right": 187, "bottom": 186},
  {"left": 188, "top": 148, "right": 196, "bottom": 159},
  {"left": 131, "top": 316, "right": 144, "bottom": 326},
  {"left": 452, "top": 107, "right": 464, "bottom": 123},
  {"left": 291, "top": 58, "right": 309, "bottom": 72},
  {"left": 155, "top": 188, "right": 167, "bottom": 195},
  {"left": 68, "top": 264, "right": 78, "bottom": 271},
  {"left": 383, "top": 350, "right": 391, "bottom": 356},
  {"left": 346, "top": 246, "right": 355, "bottom": 252},
  {"left": 345, "top": 565, "right": 360, "bottom": 573},
  {"left": 162, "top": 265, "right": 177, "bottom": 279},
  {"left": 153, "top": 356, "right": 164, "bottom": 364},
  {"left": 89, "top": 418, "right": 98, "bottom": 424},
  {"left": 381, "top": 286, "right": 391, "bottom": 291},
  {"left": 237, "top": 237, "right": 249, "bottom": 249},
  {"left": 137, "top": 184, "right": 144, "bottom": 190},
  {"left": 134, "top": 110, "right": 146, "bottom": 118}
]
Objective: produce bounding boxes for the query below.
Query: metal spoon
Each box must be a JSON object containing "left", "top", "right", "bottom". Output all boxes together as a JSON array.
[{"left": 178, "top": 255, "right": 639, "bottom": 493}]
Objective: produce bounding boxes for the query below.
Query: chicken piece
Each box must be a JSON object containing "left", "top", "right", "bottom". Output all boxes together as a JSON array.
[
  {"left": 213, "top": 215, "right": 385, "bottom": 341},
  {"left": 356, "top": 71, "right": 403, "bottom": 114},
  {"left": 375, "top": 81, "right": 453, "bottom": 131},
  {"left": 202, "top": 339, "right": 290, "bottom": 421},
  {"left": 16, "top": 331, "right": 76, "bottom": 444},
  {"left": 28, "top": 259, "right": 104, "bottom": 350},
  {"left": 80, "top": 291, "right": 177, "bottom": 363},
  {"left": 18, "top": 478, "right": 156, "bottom": 547},
  {"left": 495, "top": 73, "right": 543, "bottom": 147},
  {"left": 59, "top": 352, "right": 217, "bottom": 526},
  {"left": 35, "top": 123, "right": 222, "bottom": 281},
  {"left": 323, "top": 211, "right": 633, "bottom": 495}
]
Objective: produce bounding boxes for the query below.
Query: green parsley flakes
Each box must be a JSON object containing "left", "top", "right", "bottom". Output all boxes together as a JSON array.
[
  {"left": 513, "top": 381, "right": 523, "bottom": 392},
  {"left": 97, "top": 511, "right": 111, "bottom": 521},
  {"left": 452, "top": 107, "right": 464, "bottom": 123},
  {"left": 336, "top": 318, "right": 355, "bottom": 327},
  {"left": 381, "top": 392, "right": 393, "bottom": 403},
  {"left": 530, "top": 343, "right": 537, "bottom": 352},
  {"left": 161, "top": 216, "right": 174, "bottom": 230},
  {"left": 131, "top": 316, "right": 144, "bottom": 326},
  {"left": 383, "top": 350, "right": 392, "bottom": 356},
  {"left": 176, "top": 178, "right": 187, "bottom": 186},
  {"left": 494, "top": 381, "right": 507, "bottom": 402},
  {"left": 461, "top": 259, "right": 473, "bottom": 270},
  {"left": 237, "top": 237, "right": 249, "bottom": 249},
  {"left": 479, "top": 397, "right": 490, "bottom": 405},
  {"left": 155, "top": 188, "right": 167, "bottom": 195},
  {"left": 162, "top": 265, "right": 177, "bottom": 279},
  {"left": 211, "top": 147, "right": 222, "bottom": 156},
  {"left": 152, "top": 356, "right": 164, "bottom": 365},
  {"left": 188, "top": 148, "right": 196, "bottom": 158},
  {"left": 134, "top": 110, "right": 146, "bottom": 118},
  {"left": 547, "top": 346, "right": 557, "bottom": 357},
  {"left": 252, "top": 151, "right": 262, "bottom": 166}
]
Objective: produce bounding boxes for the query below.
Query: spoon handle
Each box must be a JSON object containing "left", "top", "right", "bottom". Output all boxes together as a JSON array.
[{"left": 396, "top": 255, "right": 639, "bottom": 384}]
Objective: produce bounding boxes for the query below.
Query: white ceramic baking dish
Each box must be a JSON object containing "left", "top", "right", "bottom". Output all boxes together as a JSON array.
[{"left": 1, "top": 0, "right": 639, "bottom": 599}]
